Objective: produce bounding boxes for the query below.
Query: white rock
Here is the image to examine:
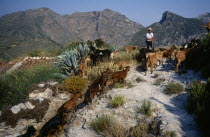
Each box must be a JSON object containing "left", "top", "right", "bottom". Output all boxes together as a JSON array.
[
  {"left": 11, "top": 105, "right": 21, "bottom": 114},
  {"left": 25, "top": 102, "right": 35, "bottom": 109},
  {"left": 38, "top": 83, "right": 45, "bottom": 88},
  {"left": 18, "top": 103, "right": 26, "bottom": 109},
  {"left": 34, "top": 97, "right": 44, "bottom": 102},
  {"left": 0, "top": 128, "right": 5, "bottom": 131},
  {"left": 29, "top": 92, "right": 38, "bottom": 98},
  {"left": 48, "top": 81, "right": 58, "bottom": 86},
  {"left": 38, "top": 88, "right": 53, "bottom": 98},
  {"left": 58, "top": 94, "right": 69, "bottom": 100}
]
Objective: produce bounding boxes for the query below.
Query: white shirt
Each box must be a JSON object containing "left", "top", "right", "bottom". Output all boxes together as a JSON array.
[{"left": 146, "top": 33, "right": 154, "bottom": 41}]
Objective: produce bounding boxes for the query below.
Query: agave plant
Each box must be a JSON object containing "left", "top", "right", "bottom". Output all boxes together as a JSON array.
[
  {"left": 55, "top": 49, "right": 79, "bottom": 75},
  {"left": 77, "top": 43, "right": 90, "bottom": 61},
  {"left": 109, "top": 45, "right": 121, "bottom": 52}
]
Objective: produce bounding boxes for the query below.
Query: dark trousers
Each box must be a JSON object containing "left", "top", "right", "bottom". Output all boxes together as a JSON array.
[{"left": 146, "top": 41, "right": 154, "bottom": 51}]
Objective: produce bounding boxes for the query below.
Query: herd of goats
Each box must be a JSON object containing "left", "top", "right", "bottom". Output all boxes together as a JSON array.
[{"left": 20, "top": 38, "right": 201, "bottom": 137}]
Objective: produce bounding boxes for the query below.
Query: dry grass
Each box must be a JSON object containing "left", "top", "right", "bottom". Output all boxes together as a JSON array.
[
  {"left": 87, "top": 62, "right": 119, "bottom": 81},
  {"left": 110, "top": 96, "right": 125, "bottom": 108},
  {"left": 154, "top": 78, "right": 165, "bottom": 86},
  {"left": 90, "top": 114, "right": 128, "bottom": 137},
  {"left": 165, "top": 82, "right": 184, "bottom": 94},
  {"left": 138, "top": 100, "right": 152, "bottom": 116}
]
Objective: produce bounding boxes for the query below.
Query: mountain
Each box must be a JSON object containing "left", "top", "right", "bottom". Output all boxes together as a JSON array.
[
  {"left": 197, "top": 12, "right": 210, "bottom": 24},
  {"left": 0, "top": 8, "right": 144, "bottom": 58},
  {"left": 131, "top": 11, "right": 207, "bottom": 47}
]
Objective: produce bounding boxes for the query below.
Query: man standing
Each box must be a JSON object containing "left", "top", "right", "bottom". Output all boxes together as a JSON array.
[{"left": 146, "top": 27, "right": 154, "bottom": 50}]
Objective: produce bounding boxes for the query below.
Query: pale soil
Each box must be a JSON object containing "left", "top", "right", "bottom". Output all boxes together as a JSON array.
[{"left": 66, "top": 62, "right": 204, "bottom": 137}]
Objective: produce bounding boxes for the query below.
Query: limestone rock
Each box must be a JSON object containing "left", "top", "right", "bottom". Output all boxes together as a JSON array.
[
  {"left": 11, "top": 105, "right": 21, "bottom": 114},
  {"left": 24, "top": 102, "right": 35, "bottom": 109}
]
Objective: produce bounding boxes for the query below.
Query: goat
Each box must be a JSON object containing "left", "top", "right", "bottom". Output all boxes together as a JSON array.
[
  {"left": 114, "top": 60, "right": 127, "bottom": 70},
  {"left": 78, "top": 57, "right": 91, "bottom": 78},
  {"left": 124, "top": 46, "right": 138, "bottom": 53},
  {"left": 162, "top": 46, "right": 177, "bottom": 61},
  {"left": 145, "top": 51, "right": 164, "bottom": 75},
  {"left": 38, "top": 93, "right": 82, "bottom": 137},
  {"left": 84, "top": 69, "right": 111, "bottom": 104},
  {"left": 89, "top": 46, "right": 111, "bottom": 66},
  {"left": 111, "top": 66, "right": 130, "bottom": 84},
  {"left": 110, "top": 51, "right": 119, "bottom": 59},
  {"left": 175, "top": 49, "right": 190, "bottom": 72},
  {"left": 139, "top": 48, "right": 154, "bottom": 66}
]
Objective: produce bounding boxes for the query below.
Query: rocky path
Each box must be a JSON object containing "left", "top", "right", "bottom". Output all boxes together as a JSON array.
[{"left": 66, "top": 63, "right": 204, "bottom": 137}]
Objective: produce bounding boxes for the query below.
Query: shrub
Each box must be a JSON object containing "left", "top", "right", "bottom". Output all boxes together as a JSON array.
[
  {"left": 138, "top": 100, "right": 152, "bottom": 116},
  {"left": 110, "top": 96, "right": 125, "bottom": 108},
  {"left": 129, "top": 123, "right": 149, "bottom": 137},
  {"left": 0, "top": 64, "right": 61, "bottom": 109},
  {"left": 90, "top": 114, "right": 128, "bottom": 137},
  {"left": 126, "top": 82, "right": 134, "bottom": 88},
  {"left": 201, "top": 64, "right": 210, "bottom": 78},
  {"left": 61, "top": 76, "right": 88, "bottom": 94},
  {"left": 154, "top": 78, "right": 165, "bottom": 86},
  {"left": 113, "top": 82, "right": 125, "bottom": 88},
  {"left": 135, "top": 77, "right": 146, "bottom": 83},
  {"left": 153, "top": 73, "right": 160, "bottom": 78},
  {"left": 87, "top": 62, "right": 118, "bottom": 81},
  {"left": 113, "top": 51, "right": 133, "bottom": 62},
  {"left": 161, "top": 131, "right": 176, "bottom": 137},
  {"left": 165, "top": 82, "right": 184, "bottom": 94},
  {"left": 187, "top": 80, "right": 210, "bottom": 136}
]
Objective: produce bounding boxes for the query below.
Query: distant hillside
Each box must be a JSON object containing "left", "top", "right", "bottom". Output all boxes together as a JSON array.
[
  {"left": 0, "top": 8, "right": 143, "bottom": 59},
  {"left": 131, "top": 11, "right": 207, "bottom": 47},
  {"left": 197, "top": 12, "right": 210, "bottom": 24}
]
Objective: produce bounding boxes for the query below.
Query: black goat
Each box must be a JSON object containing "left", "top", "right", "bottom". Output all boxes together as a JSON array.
[{"left": 89, "top": 46, "right": 111, "bottom": 66}]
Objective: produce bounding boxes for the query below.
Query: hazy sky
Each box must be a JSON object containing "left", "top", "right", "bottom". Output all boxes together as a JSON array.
[{"left": 0, "top": 0, "right": 210, "bottom": 26}]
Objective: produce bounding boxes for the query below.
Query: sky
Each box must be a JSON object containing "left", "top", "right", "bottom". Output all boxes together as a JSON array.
[{"left": 0, "top": 0, "right": 210, "bottom": 27}]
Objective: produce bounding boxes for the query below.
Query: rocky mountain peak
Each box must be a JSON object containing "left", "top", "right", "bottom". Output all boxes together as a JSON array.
[{"left": 159, "top": 11, "right": 182, "bottom": 24}]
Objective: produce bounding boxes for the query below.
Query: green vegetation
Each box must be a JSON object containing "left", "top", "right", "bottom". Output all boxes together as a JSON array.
[
  {"left": 110, "top": 96, "right": 125, "bottom": 108},
  {"left": 187, "top": 80, "right": 210, "bottom": 136},
  {"left": 161, "top": 131, "right": 177, "bottom": 137},
  {"left": 90, "top": 114, "right": 128, "bottom": 137},
  {"left": 126, "top": 82, "right": 135, "bottom": 88},
  {"left": 113, "top": 82, "right": 125, "bottom": 88},
  {"left": 56, "top": 43, "right": 90, "bottom": 76},
  {"left": 113, "top": 50, "right": 139, "bottom": 62},
  {"left": 186, "top": 34, "right": 210, "bottom": 78},
  {"left": 165, "top": 82, "right": 184, "bottom": 94},
  {"left": 0, "top": 64, "right": 61, "bottom": 109},
  {"left": 129, "top": 123, "right": 149, "bottom": 137},
  {"left": 87, "top": 62, "right": 118, "bottom": 81},
  {"left": 62, "top": 76, "right": 88, "bottom": 94},
  {"left": 138, "top": 100, "right": 152, "bottom": 116}
]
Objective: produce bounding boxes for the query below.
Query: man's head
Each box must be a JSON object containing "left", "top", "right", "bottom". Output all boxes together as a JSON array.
[{"left": 148, "top": 27, "right": 152, "bottom": 33}]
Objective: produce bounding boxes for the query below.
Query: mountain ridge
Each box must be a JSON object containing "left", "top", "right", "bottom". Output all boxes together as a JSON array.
[
  {"left": 131, "top": 11, "right": 207, "bottom": 46},
  {"left": 0, "top": 8, "right": 209, "bottom": 59},
  {"left": 0, "top": 7, "right": 144, "bottom": 59}
]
